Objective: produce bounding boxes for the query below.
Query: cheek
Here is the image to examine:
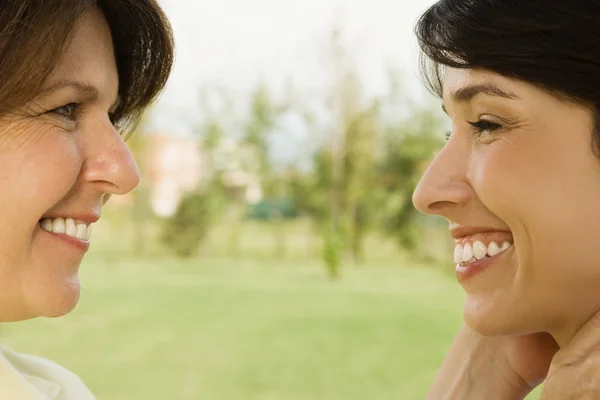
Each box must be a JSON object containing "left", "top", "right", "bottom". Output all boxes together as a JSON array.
[
  {"left": 469, "top": 135, "right": 589, "bottom": 223},
  {"left": 35, "top": 137, "right": 82, "bottom": 197},
  {"left": 1, "top": 135, "right": 83, "bottom": 207},
  {"left": 468, "top": 140, "right": 541, "bottom": 219},
  {"left": 469, "top": 141, "right": 562, "bottom": 268},
  {"left": 471, "top": 139, "right": 600, "bottom": 275}
]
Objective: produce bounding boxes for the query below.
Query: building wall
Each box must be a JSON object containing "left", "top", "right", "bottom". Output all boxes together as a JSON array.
[{"left": 147, "top": 134, "right": 202, "bottom": 217}]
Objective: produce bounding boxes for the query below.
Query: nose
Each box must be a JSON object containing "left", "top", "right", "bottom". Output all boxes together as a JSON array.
[
  {"left": 81, "top": 119, "right": 141, "bottom": 197},
  {"left": 412, "top": 140, "right": 472, "bottom": 218}
]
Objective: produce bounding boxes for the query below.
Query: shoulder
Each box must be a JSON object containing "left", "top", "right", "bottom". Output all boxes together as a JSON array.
[{"left": 0, "top": 345, "right": 95, "bottom": 400}]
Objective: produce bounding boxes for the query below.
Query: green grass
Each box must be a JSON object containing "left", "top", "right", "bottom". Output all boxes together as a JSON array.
[{"left": 0, "top": 254, "right": 469, "bottom": 400}]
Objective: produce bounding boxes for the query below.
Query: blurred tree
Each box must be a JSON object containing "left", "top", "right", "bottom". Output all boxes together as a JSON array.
[
  {"left": 244, "top": 83, "right": 278, "bottom": 182},
  {"left": 313, "top": 29, "right": 383, "bottom": 275},
  {"left": 343, "top": 101, "right": 380, "bottom": 262},
  {"left": 242, "top": 82, "right": 290, "bottom": 259},
  {"left": 158, "top": 46, "right": 446, "bottom": 263},
  {"left": 377, "top": 105, "right": 445, "bottom": 257},
  {"left": 126, "top": 114, "right": 152, "bottom": 257},
  {"left": 160, "top": 88, "right": 231, "bottom": 258},
  {"left": 161, "top": 189, "right": 220, "bottom": 257},
  {"left": 299, "top": 40, "right": 446, "bottom": 270}
]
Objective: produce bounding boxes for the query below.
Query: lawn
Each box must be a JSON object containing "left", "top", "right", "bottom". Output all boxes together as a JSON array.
[{"left": 0, "top": 253, "right": 471, "bottom": 400}]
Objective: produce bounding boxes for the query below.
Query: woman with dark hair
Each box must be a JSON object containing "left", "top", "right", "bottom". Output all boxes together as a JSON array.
[
  {"left": 0, "top": 1, "right": 173, "bottom": 398},
  {"left": 412, "top": 0, "right": 600, "bottom": 398}
]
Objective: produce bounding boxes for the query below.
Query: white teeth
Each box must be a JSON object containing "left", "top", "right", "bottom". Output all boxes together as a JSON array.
[
  {"left": 454, "top": 240, "right": 514, "bottom": 265},
  {"left": 65, "top": 218, "right": 77, "bottom": 237},
  {"left": 75, "top": 224, "right": 88, "bottom": 240},
  {"left": 487, "top": 242, "right": 501, "bottom": 257},
  {"left": 473, "top": 241, "right": 487, "bottom": 260},
  {"left": 454, "top": 244, "right": 463, "bottom": 264},
  {"left": 41, "top": 218, "right": 53, "bottom": 232},
  {"left": 52, "top": 217, "right": 66, "bottom": 234},
  {"left": 40, "top": 217, "right": 92, "bottom": 241},
  {"left": 462, "top": 243, "right": 474, "bottom": 262}
]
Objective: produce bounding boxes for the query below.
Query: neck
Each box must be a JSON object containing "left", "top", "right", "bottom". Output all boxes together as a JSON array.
[{"left": 551, "top": 309, "right": 600, "bottom": 348}]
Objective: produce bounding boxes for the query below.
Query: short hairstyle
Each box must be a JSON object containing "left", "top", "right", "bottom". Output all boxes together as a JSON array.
[
  {"left": 0, "top": 0, "right": 174, "bottom": 135},
  {"left": 415, "top": 0, "right": 600, "bottom": 153}
]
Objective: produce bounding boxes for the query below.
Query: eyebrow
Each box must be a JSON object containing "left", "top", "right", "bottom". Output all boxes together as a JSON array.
[
  {"left": 39, "top": 79, "right": 121, "bottom": 110},
  {"left": 442, "top": 84, "right": 519, "bottom": 113}
]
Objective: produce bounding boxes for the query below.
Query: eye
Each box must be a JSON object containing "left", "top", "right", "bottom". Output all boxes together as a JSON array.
[
  {"left": 467, "top": 119, "right": 502, "bottom": 136},
  {"left": 50, "top": 103, "right": 80, "bottom": 121}
]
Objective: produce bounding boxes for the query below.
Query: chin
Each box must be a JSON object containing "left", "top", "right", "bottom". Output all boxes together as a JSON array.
[
  {"left": 31, "top": 277, "right": 82, "bottom": 319},
  {"left": 463, "top": 296, "right": 532, "bottom": 337}
]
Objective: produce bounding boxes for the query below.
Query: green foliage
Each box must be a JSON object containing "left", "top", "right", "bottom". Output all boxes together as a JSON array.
[
  {"left": 243, "top": 82, "right": 285, "bottom": 189},
  {"left": 342, "top": 104, "right": 381, "bottom": 260},
  {"left": 307, "top": 148, "right": 333, "bottom": 221},
  {"left": 161, "top": 188, "right": 223, "bottom": 257},
  {"left": 125, "top": 113, "right": 153, "bottom": 256},
  {"left": 377, "top": 107, "right": 445, "bottom": 254},
  {"left": 321, "top": 223, "right": 344, "bottom": 279},
  {"left": 203, "top": 119, "right": 225, "bottom": 151}
]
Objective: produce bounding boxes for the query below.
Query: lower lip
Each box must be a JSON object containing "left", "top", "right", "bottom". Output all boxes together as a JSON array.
[
  {"left": 455, "top": 249, "right": 510, "bottom": 283},
  {"left": 40, "top": 227, "right": 90, "bottom": 252}
]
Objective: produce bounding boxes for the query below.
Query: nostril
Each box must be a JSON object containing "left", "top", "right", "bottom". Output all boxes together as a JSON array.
[{"left": 427, "top": 200, "right": 457, "bottom": 213}]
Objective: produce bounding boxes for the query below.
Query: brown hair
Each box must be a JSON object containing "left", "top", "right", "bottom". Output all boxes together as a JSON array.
[{"left": 0, "top": 0, "right": 174, "bottom": 135}]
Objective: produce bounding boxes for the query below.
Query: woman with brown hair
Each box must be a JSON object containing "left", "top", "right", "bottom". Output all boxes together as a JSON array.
[{"left": 0, "top": 1, "right": 173, "bottom": 398}]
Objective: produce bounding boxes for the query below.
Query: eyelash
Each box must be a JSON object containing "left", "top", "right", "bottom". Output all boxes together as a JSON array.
[
  {"left": 468, "top": 119, "right": 502, "bottom": 135},
  {"left": 444, "top": 119, "right": 502, "bottom": 141},
  {"left": 50, "top": 102, "right": 81, "bottom": 122}
]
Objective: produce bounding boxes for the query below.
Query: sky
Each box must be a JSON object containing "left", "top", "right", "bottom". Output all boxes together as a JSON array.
[{"left": 152, "top": 0, "right": 439, "bottom": 135}]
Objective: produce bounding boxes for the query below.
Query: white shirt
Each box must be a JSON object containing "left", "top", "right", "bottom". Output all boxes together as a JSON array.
[{"left": 0, "top": 346, "right": 95, "bottom": 400}]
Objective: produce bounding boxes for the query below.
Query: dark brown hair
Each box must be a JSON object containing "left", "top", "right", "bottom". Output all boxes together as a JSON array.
[
  {"left": 415, "top": 0, "right": 600, "bottom": 153},
  {"left": 0, "top": 0, "right": 174, "bottom": 135}
]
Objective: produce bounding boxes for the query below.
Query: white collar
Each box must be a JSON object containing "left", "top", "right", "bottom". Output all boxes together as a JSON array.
[{"left": 0, "top": 350, "right": 60, "bottom": 400}]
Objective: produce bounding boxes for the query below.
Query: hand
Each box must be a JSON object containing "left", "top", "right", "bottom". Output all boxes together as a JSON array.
[{"left": 541, "top": 311, "right": 600, "bottom": 399}]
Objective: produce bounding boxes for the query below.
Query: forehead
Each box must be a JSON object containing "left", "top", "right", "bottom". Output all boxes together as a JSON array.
[
  {"left": 442, "top": 68, "right": 518, "bottom": 101},
  {"left": 47, "top": 7, "right": 117, "bottom": 92}
]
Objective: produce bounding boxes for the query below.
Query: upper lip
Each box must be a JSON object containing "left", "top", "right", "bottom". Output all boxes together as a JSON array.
[
  {"left": 449, "top": 225, "right": 511, "bottom": 239},
  {"left": 40, "top": 212, "right": 100, "bottom": 225}
]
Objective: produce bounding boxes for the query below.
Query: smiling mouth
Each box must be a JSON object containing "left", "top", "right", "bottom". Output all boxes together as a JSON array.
[
  {"left": 39, "top": 217, "right": 92, "bottom": 241},
  {"left": 455, "top": 240, "right": 513, "bottom": 266}
]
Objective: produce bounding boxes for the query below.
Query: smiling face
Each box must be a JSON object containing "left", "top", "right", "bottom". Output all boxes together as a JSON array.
[
  {"left": 413, "top": 68, "right": 600, "bottom": 345},
  {"left": 0, "top": 7, "right": 140, "bottom": 322}
]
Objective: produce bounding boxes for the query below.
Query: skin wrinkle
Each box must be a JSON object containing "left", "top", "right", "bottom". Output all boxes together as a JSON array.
[{"left": 0, "top": 118, "right": 54, "bottom": 149}]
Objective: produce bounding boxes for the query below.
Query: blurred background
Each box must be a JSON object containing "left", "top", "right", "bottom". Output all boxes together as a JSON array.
[{"left": 0, "top": 1, "right": 541, "bottom": 399}]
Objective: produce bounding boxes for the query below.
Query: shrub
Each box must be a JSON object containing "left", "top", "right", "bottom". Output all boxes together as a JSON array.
[{"left": 161, "top": 190, "right": 219, "bottom": 257}]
